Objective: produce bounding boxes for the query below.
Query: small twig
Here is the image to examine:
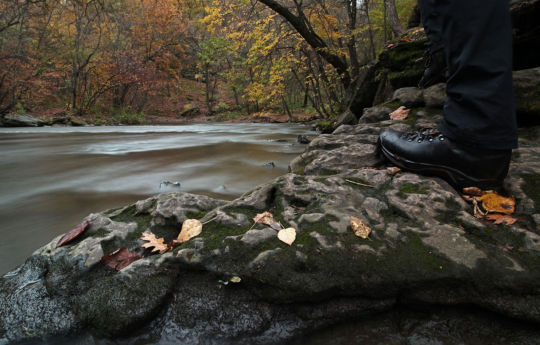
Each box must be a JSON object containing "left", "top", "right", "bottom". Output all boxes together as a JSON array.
[
  {"left": 345, "top": 179, "right": 374, "bottom": 188},
  {"left": 202, "top": 216, "right": 217, "bottom": 225}
]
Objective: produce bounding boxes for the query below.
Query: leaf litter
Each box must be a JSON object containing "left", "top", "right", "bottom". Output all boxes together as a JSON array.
[
  {"left": 462, "top": 187, "right": 518, "bottom": 225},
  {"left": 390, "top": 106, "right": 410, "bottom": 120}
]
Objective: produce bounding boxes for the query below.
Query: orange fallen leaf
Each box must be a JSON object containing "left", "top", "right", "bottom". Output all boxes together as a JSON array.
[
  {"left": 177, "top": 219, "right": 202, "bottom": 243},
  {"left": 141, "top": 232, "right": 168, "bottom": 254},
  {"left": 101, "top": 247, "right": 143, "bottom": 271},
  {"left": 486, "top": 214, "right": 518, "bottom": 225},
  {"left": 57, "top": 220, "right": 90, "bottom": 247},
  {"left": 477, "top": 193, "right": 515, "bottom": 214},
  {"left": 389, "top": 106, "right": 410, "bottom": 120},
  {"left": 351, "top": 216, "right": 371, "bottom": 239}
]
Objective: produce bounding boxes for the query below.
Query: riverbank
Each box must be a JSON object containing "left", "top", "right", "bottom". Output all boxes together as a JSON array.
[{"left": 1, "top": 93, "right": 539, "bottom": 344}]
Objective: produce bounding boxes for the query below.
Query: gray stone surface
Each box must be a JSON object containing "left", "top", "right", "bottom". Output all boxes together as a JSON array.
[
  {"left": 0, "top": 113, "right": 45, "bottom": 127},
  {"left": 392, "top": 87, "right": 424, "bottom": 107},
  {"left": 423, "top": 83, "right": 447, "bottom": 108},
  {"left": 2, "top": 110, "right": 540, "bottom": 344},
  {"left": 358, "top": 106, "right": 392, "bottom": 124}
]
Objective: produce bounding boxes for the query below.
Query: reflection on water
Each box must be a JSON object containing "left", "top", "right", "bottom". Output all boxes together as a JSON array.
[{"left": 0, "top": 123, "right": 314, "bottom": 274}]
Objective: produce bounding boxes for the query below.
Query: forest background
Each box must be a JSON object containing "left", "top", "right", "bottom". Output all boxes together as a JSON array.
[{"left": 0, "top": 0, "right": 416, "bottom": 125}]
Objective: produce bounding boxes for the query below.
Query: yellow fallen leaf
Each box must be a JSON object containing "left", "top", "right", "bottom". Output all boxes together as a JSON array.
[
  {"left": 389, "top": 106, "right": 410, "bottom": 120},
  {"left": 277, "top": 227, "right": 296, "bottom": 245},
  {"left": 486, "top": 213, "right": 518, "bottom": 225},
  {"left": 177, "top": 219, "right": 203, "bottom": 243},
  {"left": 229, "top": 276, "right": 242, "bottom": 283},
  {"left": 477, "top": 193, "right": 515, "bottom": 214},
  {"left": 351, "top": 216, "right": 371, "bottom": 239},
  {"left": 141, "top": 232, "right": 168, "bottom": 254}
]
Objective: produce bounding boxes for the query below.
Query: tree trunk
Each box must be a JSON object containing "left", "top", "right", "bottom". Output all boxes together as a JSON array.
[{"left": 385, "top": 0, "right": 404, "bottom": 37}]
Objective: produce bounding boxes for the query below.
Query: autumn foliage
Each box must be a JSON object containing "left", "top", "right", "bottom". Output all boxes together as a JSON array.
[{"left": 1, "top": 0, "right": 416, "bottom": 121}]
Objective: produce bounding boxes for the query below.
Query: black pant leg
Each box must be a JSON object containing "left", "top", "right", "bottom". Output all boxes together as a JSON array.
[
  {"left": 418, "top": 0, "right": 444, "bottom": 53},
  {"left": 435, "top": 0, "right": 517, "bottom": 150}
]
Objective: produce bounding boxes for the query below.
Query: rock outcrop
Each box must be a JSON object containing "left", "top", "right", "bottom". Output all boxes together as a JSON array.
[
  {"left": 1, "top": 94, "right": 540, "bottom": 344},
  {"left": 0, "top": 113, "right": 46, "bottom": 127}
]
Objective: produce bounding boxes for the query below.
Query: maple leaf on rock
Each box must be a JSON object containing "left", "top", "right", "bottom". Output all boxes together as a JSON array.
[
  {"left": 57, "top": 220, "right": 90, "bottom": 247},
  {"left": 101, "top": 247, "right": 143, "bottom": 271},
  {"left": 141, "top": 232, "right": 168, "bottom": 254}
]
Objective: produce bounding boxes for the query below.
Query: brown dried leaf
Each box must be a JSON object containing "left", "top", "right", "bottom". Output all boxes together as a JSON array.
[
  {"left": 351, "top": 216, "right": 371, "bottom": 239},
  {"left": 101, "top": 247, "right": 143, "bottom": 271},
  {"left": 253, "top": 211, "right": 275, "bottom": 225},
  {"left": 141, "top": 232, "right": 168, "bottom": 254},
  {"left": 277, "top": 227, "right": 296, "bottom": 245},
  {"left": 462, "top": 187, "right": 483, "bottom": 196},
  {"left": 478, "top": 193, "right": 515, "bottom": 214},
  {"left": 389, "top": 106, "right": 410, "bottom": 120},
  {"left": 386, "top": 167, "right": 401, "bottom": 175},
  {"left": 177, "top": 219, "right": 203, "bottom": 243},
  {"left": 486, "top": 213, "right": 518, "bottom": 225},
  {"left": 56, "top": 220, "right": 90, "bottom": 247},
  {"left": 472, "top": 199, "right": 486, "bottom": 219}
]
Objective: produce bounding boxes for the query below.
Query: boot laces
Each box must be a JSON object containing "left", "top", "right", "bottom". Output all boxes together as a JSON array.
[{"left": 403, "top": 128, "right": 444, "bottom": 143}]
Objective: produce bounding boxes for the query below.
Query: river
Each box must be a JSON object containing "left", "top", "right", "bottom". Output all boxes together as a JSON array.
[{"left": 0, "top": 123, "right": 314, "bottom": 275}]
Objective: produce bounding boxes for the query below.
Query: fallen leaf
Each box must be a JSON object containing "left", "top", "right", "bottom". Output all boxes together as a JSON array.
[
  {"left": 177, "top": 219, "right": 203, "bottom": 243},
  {"left": 253, "top": 211, "right": 275, "bottom": 225},
  {"left": 141, "top": 232, "right": 168, "bottom": 254},
  {"left": 472, "top": 199, "right": 486, "bottom": 219},
  {"left": 277, "top": 227, "right": 296, "bottom": 245},
  {"left": 101, "top": 247, "right": 143, "bottom": 270},
  {"left": 253, "top": 211, "right": 282, "bottom": 230},
  {"left": 477, "top": 193, "right": 515, "bottom": 214},
  {"left": 56, "top": 220, "right": 90, "bottom": 247},
  {"left": 390, "top": 106, "right": 410, "bottom": 120},
  {"left": 486, "top": 213, "right": 518, "bottom": 225},
  {"left": 351, "top": 216, "right": 371, "bottom": 239},
  {"left": 229, "top": 276, "right": 242, "bottom": 283},
  {"left": 386, "top": 167, "right": 401, "bottom": 175},
  {"left": 462, "top": 187, "right": 483, "bottom": 196}
]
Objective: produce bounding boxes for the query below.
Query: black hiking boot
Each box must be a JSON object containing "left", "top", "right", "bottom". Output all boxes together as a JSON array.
[
  {"left": 378, "top": 128, "right": 511, "bottom": 189},
  {"left": 418, "top": 48, "right": 447, "bottom": 89}
]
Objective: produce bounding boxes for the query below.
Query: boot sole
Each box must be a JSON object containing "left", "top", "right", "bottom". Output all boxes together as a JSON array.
[{"left": 380, "top": 145, "right": 503, "bottom": 189}]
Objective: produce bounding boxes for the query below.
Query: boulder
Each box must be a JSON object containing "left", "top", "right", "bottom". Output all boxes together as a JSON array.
[
  {"left": 423, "top": 83, "right": 447, "bottom": 108},
  {"left": 0, "top": 113, "right": 45, "bottom": 127},
  {"left": 513, "top": 67, "right": 540, "bottom": 125},
  {"left": 2, "top": 107, "right": 540, "bottom": 344},
  {"left": 358, "top": 106, "right": 392, "bottom": 124},
  {"left": 392, "top": 87, "right": 424, "bottom": 107}
]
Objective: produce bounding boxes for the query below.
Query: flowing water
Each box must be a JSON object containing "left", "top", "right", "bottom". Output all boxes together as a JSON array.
[{"left": 0, "top": 123, "right": 314, "bottom": 275}]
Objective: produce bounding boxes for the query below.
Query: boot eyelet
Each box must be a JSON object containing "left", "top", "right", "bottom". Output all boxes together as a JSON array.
[
  {"left": 439, "top": 137, "right": 445, "bottom": 141},
  {"left": 429, "top": 138, "right": 433, "bottom": 142},
  {"left": 408, "top": 139, "right": 413, "bottom": 142},
  {"left": 417, "top": 139, "right": 423, "bottom": 143}
]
